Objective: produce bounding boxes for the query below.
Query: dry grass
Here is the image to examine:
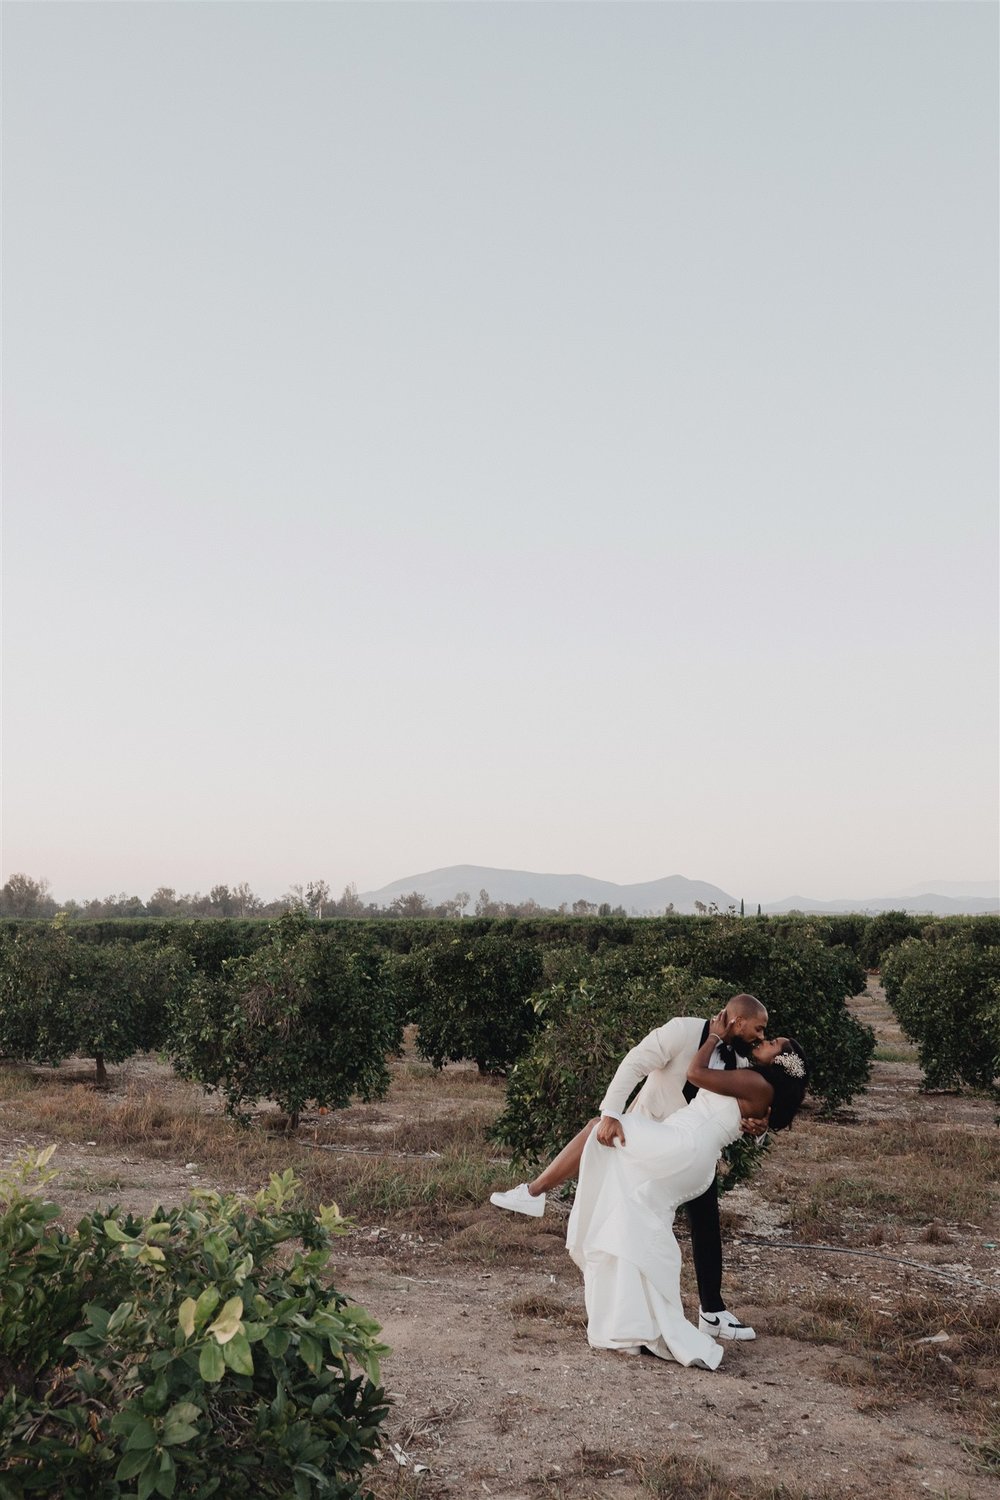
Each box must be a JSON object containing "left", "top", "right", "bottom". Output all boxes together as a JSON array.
[
  {"left": 919, "top": 1221, "right": 956, "bottom": 1245},
  {"left": 313, "top": 1105, "right": 500, "bottom": 1157},
  {"left": 760, "top": 1288, "right": 1000, "bottom": 1420},
  {"left": 507, "top": 1291, "right": 586, "bottom": 1328},
  {"left": 528, "top": 1448, "right": 843, "bottom": 1499},
  {"left": 783, "top": 1172, "right": 991, "bottom": 1239},
  {"left": 969, "top": 1421, "right": 1000, "bottom": 1476},
  {"left": 757, "top": 1118, "right": 998, "bottom": 1239},
  {"left": 873, "top": 1043, "right": 919, "bottom": 1063},
  {"left": 0, "top": 1065, "right": 518, "bottom": 1238},
  {"left": 299, "top": 1148, "right": 516, "bottom": 1231},
  {"left": 0, "top": 1066, "right": 39, "bottom": 1100}
]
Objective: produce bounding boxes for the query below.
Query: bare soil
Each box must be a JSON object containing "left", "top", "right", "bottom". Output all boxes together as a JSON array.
[{"left": 2, "top": 980, "right": 997, "bottom": 1500}]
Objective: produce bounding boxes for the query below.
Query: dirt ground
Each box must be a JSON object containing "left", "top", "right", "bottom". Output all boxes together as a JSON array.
[{"left": 2, "top": 980, "right": 997, "bottom": 1500}]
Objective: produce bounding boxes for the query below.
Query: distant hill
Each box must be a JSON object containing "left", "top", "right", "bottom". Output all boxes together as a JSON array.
[
  {"left": 761, "top": 893, "right": 999, "bottom": 917},
  {"left": 358, "top": 865, "right": 736, "bottom": 916},
  {"left": 358, "top": 864, "right": 999, "bottom": 918},
  {"left": 899, "top": 879, "right": 999, "bottom": 901}
]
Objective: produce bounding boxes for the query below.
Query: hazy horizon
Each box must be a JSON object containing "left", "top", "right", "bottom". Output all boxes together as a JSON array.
[
  {"left": 7, "top": 861, "right": 998, "bottom": 913},
  {"left": 4, "top": 3, "right": 997, "bottom": 906}
]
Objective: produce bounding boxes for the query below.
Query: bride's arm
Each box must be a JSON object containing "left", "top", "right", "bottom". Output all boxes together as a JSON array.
[{"left": 686, "top": 1013, "right": 774, "bottom": 1116}]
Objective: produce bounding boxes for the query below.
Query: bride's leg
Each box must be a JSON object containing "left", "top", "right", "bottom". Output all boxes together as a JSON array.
[{"left": 527, "top": 1119, "right": 599, "bottom": 1196}]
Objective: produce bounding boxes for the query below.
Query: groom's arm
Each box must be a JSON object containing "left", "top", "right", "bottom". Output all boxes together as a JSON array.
[
  {"left": 594, "top": 1016, "right": 694, "bottom": 1145},
  {"left": 740, "top": 1109, "right": 771, "bottom": 1141}
]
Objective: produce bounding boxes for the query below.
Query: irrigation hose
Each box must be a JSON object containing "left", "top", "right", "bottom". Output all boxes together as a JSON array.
[{"left": 736, "top": 1235, "right": 999, "bottom": 1293}]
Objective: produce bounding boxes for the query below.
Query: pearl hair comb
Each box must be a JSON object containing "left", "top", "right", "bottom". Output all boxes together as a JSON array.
[{"left": 773, "top": 1051, "right": 806, "bottom": 1079}]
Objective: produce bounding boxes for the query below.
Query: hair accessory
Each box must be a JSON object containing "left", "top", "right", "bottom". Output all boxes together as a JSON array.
[{"left": 773, "top": 1051, "right": 805, "bottom": 1079}]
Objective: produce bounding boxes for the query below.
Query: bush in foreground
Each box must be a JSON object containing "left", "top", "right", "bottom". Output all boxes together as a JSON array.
[{"left": 0, "top": 1150, "right": 389, "bottom": 1499}]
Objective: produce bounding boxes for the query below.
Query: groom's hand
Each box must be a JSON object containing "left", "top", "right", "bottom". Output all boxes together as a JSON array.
[
  {"left": 595, "top": 1115, "right": 626, "bottom": 1148},
  {"left": 740, "top": 1110, "right": 770, "bottom": 1138}
]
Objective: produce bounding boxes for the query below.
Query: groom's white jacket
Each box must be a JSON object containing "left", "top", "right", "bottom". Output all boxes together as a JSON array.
[{"left": 598, "top": 1015, "right": 745, "bottom": 1123}]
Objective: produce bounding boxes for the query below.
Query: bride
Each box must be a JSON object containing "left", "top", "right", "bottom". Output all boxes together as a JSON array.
[{"left": 565, "top": 1013, "right": 808, "bottom": 1370}]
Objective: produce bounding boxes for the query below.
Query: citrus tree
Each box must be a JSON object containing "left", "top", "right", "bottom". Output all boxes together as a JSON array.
[
  {"left": 408, "top": 934, "right": 544, "bottom": 1074},
  {"left": 882, "top": 935, "right": 1000, "bottom": 1091},
  {"left": 169, "top": 914, "right": 400, "bottom": 1126},
  {"left": 656, "top": 921, "right": 872, "bottom": 1110},
  {"left": 0, "top": 927, "right": 191, "bottom": 1083}
]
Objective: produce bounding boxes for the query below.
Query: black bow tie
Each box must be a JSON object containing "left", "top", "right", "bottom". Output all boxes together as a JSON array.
[{"left": 717, "top": 1042, "right": 738, "bottom": 1069}]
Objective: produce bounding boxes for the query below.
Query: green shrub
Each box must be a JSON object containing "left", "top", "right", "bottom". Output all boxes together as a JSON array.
[
  {"left": 169, "top": 914, "right": 400, "bottom": 1125},
  {"left": 858, "top": 910, "right": 923, "bottom": 969},
  {"left": 661, "top": 923, "right": 873, "bottom": 1111},
  {"left": 882, "top": 936, "right": 1000, "bottom": 1091},
  {"left": 918, "top": 915, "right": 1000, "bottom": 950},
  {"left": 409, "top": 935, "right": 544, "bottom": 1073},
  {"left": 0, "top": 928, "right": 192, "bottom": 1083},
  {"left": 0, "top": 1148, "right": 388, "bottom": 1499}
]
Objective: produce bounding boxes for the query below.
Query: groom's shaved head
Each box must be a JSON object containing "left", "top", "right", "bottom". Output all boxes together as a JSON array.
[{"left": 729, "top": 993, "right": 767, "bottom": 1018}]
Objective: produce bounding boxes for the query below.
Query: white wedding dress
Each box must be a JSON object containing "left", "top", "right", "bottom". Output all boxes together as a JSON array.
[{"left": 566, "top": 1088, "right": 742, "bottom": 1369}]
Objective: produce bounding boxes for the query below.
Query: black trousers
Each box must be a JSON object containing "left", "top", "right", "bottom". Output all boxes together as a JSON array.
[{"left": 683, "top": 1176, "right": 724, "bottom": 1313}]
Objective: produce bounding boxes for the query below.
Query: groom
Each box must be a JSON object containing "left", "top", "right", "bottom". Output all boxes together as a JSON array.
[{"left": 491, "top": 993, "right": 769, "bottom": 1341}]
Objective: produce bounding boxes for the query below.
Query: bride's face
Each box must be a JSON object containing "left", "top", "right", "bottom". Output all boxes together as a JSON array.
[{"left": 752, "top": 1036, "right": 789, "bottom": 1066}]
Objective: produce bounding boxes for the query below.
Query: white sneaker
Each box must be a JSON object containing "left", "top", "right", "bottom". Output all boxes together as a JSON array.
[
  {"left": 489, "top": 1183, "right": 545, "bottom": 1218},
  {"left": 698, "top": 1309, "right": 756, "bottom": 1341}
]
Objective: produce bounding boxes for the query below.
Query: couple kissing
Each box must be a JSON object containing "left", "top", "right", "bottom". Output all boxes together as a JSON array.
[{"left": 490, "top": 994, "right": 809, "bottom": 1370}]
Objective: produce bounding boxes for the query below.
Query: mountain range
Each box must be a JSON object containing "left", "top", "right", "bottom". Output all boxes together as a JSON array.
[{"left": 358, "top": 865, "right": 999, "bottom": 917}]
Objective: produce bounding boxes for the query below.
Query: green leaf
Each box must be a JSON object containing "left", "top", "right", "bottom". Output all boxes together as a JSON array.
[
  {"left": 222, "top": 1331, "right": 253, "bottom": 1376},
  {"left": 165, "top": 1401, "right": 200, "bottom": 1427},
  {"left": 115, "top": 1451, "right": 149, "bottom": 1482},
  {"left": 106, "top": 1300, "right": 135, "bottom": 1335},
  {"left": 103, "top": 1219, "right": 135, "bottom": 1244},
  {"left": 162, "top": 1415, "right": 200, "bottom": 1446},
  {"left": 194, "top": 1285, "right": 221, "bottom": 1327},
  {"left": 138, "top": 1461, "right": 160, "bottom": 1500},
  {"left": 207, "top": 1295, "right": 243, "bottom": 1345},
  {"left": 153, "top": 1449, "right": 178, "bottom": 1497},
  {"left": 84, "top": 1302, "right": 111, "bottom": 1335},
  {"left": 124, "top": 1417, "right": 157, "bottom": 1452},
  {"left": 178, "top": 1298, "right": 197, "bottom": 1340},
  {"left": 298, "top": 1334, "right": 322, "bottom": 1374},
  {"left": 198, "top": 1340, "right": 225, "bottom": 1383},
  {"left": 264, "top": 1326, "right": 290, "bottom": 1358}
]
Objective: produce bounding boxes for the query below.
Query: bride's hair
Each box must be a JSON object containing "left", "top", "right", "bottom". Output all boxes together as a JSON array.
[{"left": 754, "top": 1038, "right": 809, "bottom": 1131}]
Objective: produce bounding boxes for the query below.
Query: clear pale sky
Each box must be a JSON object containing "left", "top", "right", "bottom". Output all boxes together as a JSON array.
[{"left": 3, "top": 2, "right": 997, "bottom": 906}]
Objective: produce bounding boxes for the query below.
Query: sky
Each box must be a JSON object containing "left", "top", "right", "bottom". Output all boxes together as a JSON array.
[{"left": 3, "top": 1, "right": 997, "bottom": 907}]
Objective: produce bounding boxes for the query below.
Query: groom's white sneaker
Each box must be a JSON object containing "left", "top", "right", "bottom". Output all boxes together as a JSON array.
[
  {"left": 489, "top": 1183, "right": 545, "bottom": 1218},
  {"left": 698, "top": 1308, "right": 756, "bottom": 1341}
]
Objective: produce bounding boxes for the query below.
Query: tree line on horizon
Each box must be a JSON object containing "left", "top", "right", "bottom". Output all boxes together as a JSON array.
[{"left": 1, "top": 871, "right": 726, "bottom": 923}]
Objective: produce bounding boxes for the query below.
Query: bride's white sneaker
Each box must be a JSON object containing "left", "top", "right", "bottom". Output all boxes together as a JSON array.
[
  {"left": 698, "top": 1309, "right": 756, "bottom": 1341},
  {"left": 489, "top": 1183, "right": 545, "bottom": 1218}
]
